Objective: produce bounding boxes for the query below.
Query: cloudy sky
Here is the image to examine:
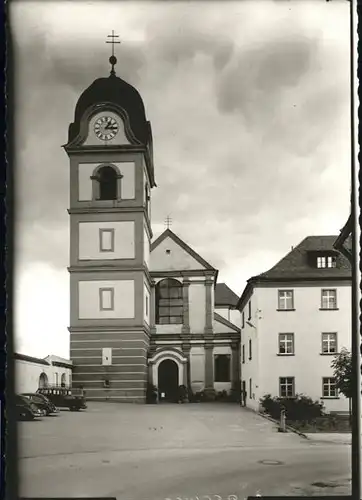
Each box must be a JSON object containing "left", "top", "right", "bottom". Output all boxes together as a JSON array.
[{"left": 11, "top": 0, "right": 351, "bottom": 359}]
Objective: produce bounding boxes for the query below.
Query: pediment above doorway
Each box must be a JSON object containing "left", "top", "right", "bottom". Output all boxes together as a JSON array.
[
  {"left": 148, "top": 347, "right": 189, "bottom": 400},
  {"left": 148, "top": 347, "right": 188, "bottom": 366}
]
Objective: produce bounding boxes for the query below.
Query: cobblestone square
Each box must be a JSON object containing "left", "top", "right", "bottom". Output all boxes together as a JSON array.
[{"left": 19, "top": 403, "right": 351, "bottom": 499}]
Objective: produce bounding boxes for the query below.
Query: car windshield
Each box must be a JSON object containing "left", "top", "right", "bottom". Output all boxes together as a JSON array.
[
  {"left": 34, "top": 394, "right": 48, "bottom": 401},
  {"left": 17, "top": 395, "right": 31, "bottom": 404}
]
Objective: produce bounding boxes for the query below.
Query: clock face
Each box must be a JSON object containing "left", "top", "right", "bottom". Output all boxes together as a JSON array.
[{"left": 94, "top": 116, "right": 119, "bottom": 141}]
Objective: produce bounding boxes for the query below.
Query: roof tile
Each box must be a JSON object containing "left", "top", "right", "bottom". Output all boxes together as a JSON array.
[
  {"left": 215, "top": 283, "right": 239, "bottom": 307},
  {"left": 255, "top": 236, "right": 351, "bottom": 281}
]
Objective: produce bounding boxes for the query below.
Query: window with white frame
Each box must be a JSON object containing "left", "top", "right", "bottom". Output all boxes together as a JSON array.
[
  {"left": 321, "top": 333, "right": 337, "bottom": 354},
  {"left": 278, "top": 333, "right": 294, "bottom": 354},
  {"left": 328, "top": 256, "right": 337, "bottom": 268},
  {"left": 322, "top": 377, "right": 338, "bottom": 398},
  {"left": 99, "top": 228, "right": 115, "bottom": 252},
  {"left": 321, "top": 289, "right": 337, "bottom": 309},
  {"left": 317, "top": 256, "right": 326, "bottom": 268},
  {"left": 99, "top": 288, "right": 114, "bottom": 311},
  {"left": 278, "top": 290, "right": 294, "bottom": 310},
  {"left": 317, "top": 255, "right": 337, "bottom": 268},
  {"left": 279, "top": 377, "right": 295, "bottom": 398},
  {"left": 249, "top": 378, "right": 252, "bottom": 399},
  {"left": 155, "top": 278, "right": 183, "bottom": 324},
  {"left": 248, "top": 339, "right": 252, "bottom": 360}
]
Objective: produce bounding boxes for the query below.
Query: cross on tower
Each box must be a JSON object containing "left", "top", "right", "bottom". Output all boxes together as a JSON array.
[
  {"left": 106, "top": 30, "right": 121, "bottom": 75},
  {"left": 165, "top": 216, "right": 172, "bottom": 230}
]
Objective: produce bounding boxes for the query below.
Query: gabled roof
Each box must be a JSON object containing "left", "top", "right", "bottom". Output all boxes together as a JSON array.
[
  {"left": 150, "top": 229, "right": 216, "bottom": 271},
  {"left": 215, "top": 283, "right": 239, "bottom": 307},
  {"left": 44, "top": 355, "right": 73, "bottom": 368},
  {"left": 15, "top": 353, "right": 73, "bottom": 368},
  {"left": 14, "top": 353, "right": 50, "bottom": 366},
  {"left": 237, "top": 235, "right": 352, "bottom": 310},
  {"left": 256, "top": 236, "right": 351, "bottom": 281}
]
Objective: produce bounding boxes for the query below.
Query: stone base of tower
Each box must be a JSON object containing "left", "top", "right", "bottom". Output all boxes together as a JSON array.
[
  {"left": 79, "top": 384, "right": 147, "bottom": 403},
  {"left": 70, "top": 329, "right": 150, "bottom": 404}
]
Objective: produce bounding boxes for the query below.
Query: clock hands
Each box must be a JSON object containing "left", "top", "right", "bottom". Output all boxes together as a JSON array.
[
  {"left": 104, "top": 120, "right": 117, "bottom": 131},
  {"left": 94, "top": 116, "right": 119, "bottom": 140}
]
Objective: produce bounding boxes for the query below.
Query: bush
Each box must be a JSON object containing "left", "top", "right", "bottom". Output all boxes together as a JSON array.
[
  {"left": 193, "top": 390, "right": 216, "bottom": 402},
  {"left": 259, "top": 394, "right": 280, "bottom": 417},
  {"left": 178, "top": 385, "right": 189, "bottom": 403},
  {"left": 288, "top": 415, "right": 351, "bottom": 433},
  {"left": 215, "top": 390, "right": 228, "bottom": 401},
  {"left": 204, "top": 390, "right": 216, "bottom": 402},
  {"left": 260, "top": 393, "right": 324, "bottom": 421},
  {"left": 187, "top": 386, "right": 195, "bottom": 402},
  {"left": 193, "top": 391, "right": 203, "bottom": 402}
]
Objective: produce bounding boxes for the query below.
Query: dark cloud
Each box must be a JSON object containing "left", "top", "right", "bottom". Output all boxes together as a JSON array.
[
  {"left": 216, "top": 34, "right": 317, "bottom": 117},
  {"left": 149, "top": 28, "right": 234, "bottom": 72}
]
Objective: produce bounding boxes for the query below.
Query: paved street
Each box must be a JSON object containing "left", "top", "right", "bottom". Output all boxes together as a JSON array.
[{"left": 19, "top": 403, "right": 351, "bottom": 499}]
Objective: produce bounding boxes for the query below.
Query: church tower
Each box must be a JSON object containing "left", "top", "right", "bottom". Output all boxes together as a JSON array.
[{"left": 64, "top": 38, "right": 155, "bottom": 402}]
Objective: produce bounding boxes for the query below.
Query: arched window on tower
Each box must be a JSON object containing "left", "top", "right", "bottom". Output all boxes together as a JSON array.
[
  {"left": 98, "top": 166, "right": 118, "bottom": 200},
  {"left": 156, "top": 278, "right": 183, "bottom": 325}
]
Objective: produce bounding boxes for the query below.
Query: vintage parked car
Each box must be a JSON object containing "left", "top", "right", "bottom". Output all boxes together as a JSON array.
[
  {"left": 16, "top": 394, "right": 45, "bottom": 420},
  {"left": 21, "top": 393, "right": 58, "bottom": 415},
  {"left": 36, "top": 387, "right": 87, "bottom": 411}
]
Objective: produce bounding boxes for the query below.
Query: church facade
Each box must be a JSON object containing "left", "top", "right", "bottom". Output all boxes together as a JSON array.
[{"left": 65, "top": 58, "right": 240, "bottom": 403}]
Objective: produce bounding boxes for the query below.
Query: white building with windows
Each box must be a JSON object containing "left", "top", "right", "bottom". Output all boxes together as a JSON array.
[
  {"left": 237, "top": 236, "right": 352, "bottom": 414},
  {"left": 15, "top": 353, "right": 73, "bottom": 394}
]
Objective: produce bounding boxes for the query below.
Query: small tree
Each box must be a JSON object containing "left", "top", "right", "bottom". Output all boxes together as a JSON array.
[{"left": 331, "top": 348, "right": 353, "bottom": 419}]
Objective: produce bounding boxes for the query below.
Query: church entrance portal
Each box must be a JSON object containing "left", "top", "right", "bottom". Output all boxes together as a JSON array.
[{"left": 158, "top": 359, "right": 179, "bottom": 402}]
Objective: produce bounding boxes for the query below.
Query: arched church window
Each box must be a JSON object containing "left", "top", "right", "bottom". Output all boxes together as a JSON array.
[
  {"left": 38, "top": 372, "right": 49, "bottom": 388},
  {"left": 156, "top": 279, "right": 183, "bottom": 325},
  {"left": 98, "top": 166, "right": 118, "bottom": 200}
]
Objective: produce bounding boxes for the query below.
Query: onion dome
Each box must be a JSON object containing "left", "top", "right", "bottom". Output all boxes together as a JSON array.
[{"left": 67, "top": 55, "right": 150, "bottom": 146}]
